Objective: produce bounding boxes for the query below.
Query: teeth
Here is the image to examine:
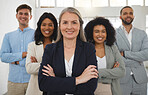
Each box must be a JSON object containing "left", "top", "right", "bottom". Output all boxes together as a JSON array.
[
  {"left": 21, "top": 19, "right": 25, "bottom": 21},
  {"left": 66, "top": 31, "right": 73, "bottom": 33},
  {"left": 97, "top": 38, "right": 103, "bottom": 40},
  {"left": 45, "top": 31, "right": 49, "bottom": 33}
]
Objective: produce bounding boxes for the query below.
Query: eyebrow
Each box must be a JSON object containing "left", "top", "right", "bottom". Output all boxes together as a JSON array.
[
  {"left": 62, "top": 20, "right": 78, "bottom": 22},
  {"left": 94, "top": 29, "right": 106, "bottom": 31}
]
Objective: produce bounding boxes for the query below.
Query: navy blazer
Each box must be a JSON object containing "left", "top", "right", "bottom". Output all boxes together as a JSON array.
[{"left": 38, "top": 39, "right": 98, "bottom": 95}]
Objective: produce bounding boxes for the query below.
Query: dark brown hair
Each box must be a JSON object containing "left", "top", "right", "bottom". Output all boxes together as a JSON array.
[{"left": 16, "top": 4, "right": 32, "bottom": 14}]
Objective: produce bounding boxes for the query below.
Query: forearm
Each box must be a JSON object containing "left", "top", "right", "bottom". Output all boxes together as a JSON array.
[
  {"left": 75, "top": 78, "right": 98, "bottom": 94},
  {"left": 1, "top": 52, "right": 22, "bottom": 63},
  {"left": 98, "top": 67, "right": 125, "bottom": 79},
  {"left": 124, "top": 50, "right": 148, "bottom": 62},
  {"left": 26, "top": 62, "right": 40, "bottom": 74},
  {"left": 38, "top": 74, "right": 76, "bottom": 93}
]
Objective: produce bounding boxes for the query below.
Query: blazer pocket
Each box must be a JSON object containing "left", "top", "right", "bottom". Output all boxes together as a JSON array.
[
  {"left": 132, "top": 66, "right": 148, "bottom": 84},
  {"left": 120, "top": 67, "right": 131, "bottom": 84}
]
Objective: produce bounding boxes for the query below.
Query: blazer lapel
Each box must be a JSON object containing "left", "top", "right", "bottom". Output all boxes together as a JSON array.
[
  {"left": 72, "top": 39, "right": 82, "bottom": 76},
  {"left": 131, "top": 28, "right": 136, "bottom": 50},
  {"left": 105, "top": 45, "right": 115, "bottom": 69},
  {"left": 105, "top": 45, "right": 111, "bottom": 69},
  {"left": 118, "top": 27, "right": 130, "bottom": 49},
  {"left": 54, "top": 40, "right": 66, "bottom": 77},
  {"left": 36, "top": 44, "right": 44, "bottom": 62}
]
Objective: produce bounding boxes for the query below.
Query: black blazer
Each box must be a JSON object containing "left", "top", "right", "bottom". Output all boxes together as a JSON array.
[{"left": 38, "top": 39, "right": 98, "bottom": 95}]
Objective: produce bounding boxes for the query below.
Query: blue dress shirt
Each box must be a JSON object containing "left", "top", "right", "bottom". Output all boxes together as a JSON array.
[{"left": 0, "top": 27, "right": 35, "bottom": 83}]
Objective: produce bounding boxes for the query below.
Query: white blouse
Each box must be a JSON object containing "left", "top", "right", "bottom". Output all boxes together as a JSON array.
[
  {"left": 96, "top": 56, "right": 107, "bottom": 69},
  {"left": 65, "top": 55, "right": 74, "bottom": 95}
]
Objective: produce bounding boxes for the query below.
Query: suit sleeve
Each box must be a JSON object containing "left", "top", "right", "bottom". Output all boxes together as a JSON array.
[
  {"left": 124, "top": 32, "right": 148, "bottom": 62},
  {"left": 75, "top": 43, "right": 98, "bottom": 94},
  {"left": 0, "top": 34, "right": 22, "bottom": 63},
  {"left": 26, "top": 42, "right": 41, "bottom": 75},
  {"left": 98, "top": 45, "right": 125, "bottom": 79},
  {"left": 38, "top": 44, "right": 76, "bottom": 93}
]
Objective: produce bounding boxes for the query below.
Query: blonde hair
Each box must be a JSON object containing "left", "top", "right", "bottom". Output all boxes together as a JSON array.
[{"left": 55, "top": 7, "right": 86, "bottom": 42}]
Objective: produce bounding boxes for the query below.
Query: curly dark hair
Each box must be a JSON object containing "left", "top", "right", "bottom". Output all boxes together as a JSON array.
[
  {"left": 34, "top": 12, "right": 58, "bottom": 45},
  {"left": 84, "top": 17, "right": 116, "bottom": 46}
]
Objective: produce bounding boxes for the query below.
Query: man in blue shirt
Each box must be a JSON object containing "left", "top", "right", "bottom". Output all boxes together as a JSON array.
[{"left": 0, "top": 4, "right": 35, "bottom": 95}]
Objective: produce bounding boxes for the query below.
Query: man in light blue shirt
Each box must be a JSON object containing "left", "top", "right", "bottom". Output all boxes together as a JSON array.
[{"left": 0, "top": 4, "right": 35, "bottom": 95}]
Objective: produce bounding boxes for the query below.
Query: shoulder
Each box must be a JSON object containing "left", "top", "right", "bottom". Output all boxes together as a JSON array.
[
  {"left": 80, "top": 41, "right": 95, "bottom": 50},
  {"left": 80, "top": 41, "right": 96, "bottom": 57},
  {"left": 27, "top": 27, "right": 35, "bottom": 32},
  {"left": 28, "top": 41, "right": 36, "bottom": 47},
  {"left": 133, "top": 28, "right": 147, "bottom": 39},
  {"left": 133, "top": 27, "right": 146, "bottom": 34},
  {"left": 27, "top": 28, "right": 35, "bottom": 35},
  {"left": 4, "top": 30, "right": 18, "bottom": 38},
  {"left": 115, "top": 27, "right": 121, "bottom": 32},
  {"left": 45, "top": 43, "right": 57, "bottom": 50},
  {"left": 106, "top": 44, "right": 118, "bottom": 52},
  {"left": 110, "top": 44, "right": 118, "bottom": 50}
]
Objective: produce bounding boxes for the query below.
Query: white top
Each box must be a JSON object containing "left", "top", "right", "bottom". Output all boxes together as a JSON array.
[
  {"left": 65, "top": 55, "right": 74, "bottom": 95},
  {"left": 96, "top": 56, "right": 106, "bottom": 69},
  {"left": 121, "top": 25, "right": 134, "bottom": 49}
]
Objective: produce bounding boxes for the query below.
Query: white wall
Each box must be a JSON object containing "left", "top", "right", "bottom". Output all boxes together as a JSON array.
[{"left": 0, "top": 0, "right": 148, "bottom": 95}]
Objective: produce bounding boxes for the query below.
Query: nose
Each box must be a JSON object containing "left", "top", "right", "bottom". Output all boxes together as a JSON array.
[
  {"left": 21, "top": 14, "right": 27, "bottom": 18},
  {"left": 67, "top": 23, "right": 72, "bottom": 29},
  {"left": 45, "top": 25, "right": 50, "bottom": 30},
  {"left": 98, "top": 32, "right": 102, "bottom": 36},
  {"left": 22, "top": 14, "right": 26, "bottom": 18}
]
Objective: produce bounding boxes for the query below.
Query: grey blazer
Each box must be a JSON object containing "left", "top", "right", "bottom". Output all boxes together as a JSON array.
[
  {"left": 115, "top": 26, "right": 148, "bottom": 84},
  {"left": 97, "top": 45, "right": 125, "bottom": 95}
]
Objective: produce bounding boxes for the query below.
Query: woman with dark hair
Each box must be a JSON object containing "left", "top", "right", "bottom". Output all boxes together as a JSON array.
[
  {"left": 25, "top": 12, "right": 58, "bottom": 95},
  {"left": 85, "top": 17, "right": 125, "bottom": 95},
  {"left": 38, "top": 7, "right": 98, "bottom": 95}
]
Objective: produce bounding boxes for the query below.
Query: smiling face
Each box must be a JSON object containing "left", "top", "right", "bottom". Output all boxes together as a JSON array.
[
  {"left": 93, "top": 25, "right": 107, "bottom": 44},
  {"left": 41, "top": 18, "right": 54, "bottom": 38},
  {"left": 16, "top": 9, "right": 32, "bottom": 27},
  {"left": 59, "top": 12, "right": 80, "bottom": 40},
  {"left": 120, "top": 7, "right": 134, "bottom": 25}
]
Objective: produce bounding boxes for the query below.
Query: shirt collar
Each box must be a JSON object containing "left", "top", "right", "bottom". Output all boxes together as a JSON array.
[
  {"left": 120, "top": 25, "right": 134, "bottom": 33},
  {"left": 18, "top": 27, "right": 31, "bottom": 32}
]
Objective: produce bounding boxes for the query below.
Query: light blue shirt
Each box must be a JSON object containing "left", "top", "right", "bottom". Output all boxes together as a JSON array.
[{"left": 0, "top": 27, "right": 35, "bottom": 83}]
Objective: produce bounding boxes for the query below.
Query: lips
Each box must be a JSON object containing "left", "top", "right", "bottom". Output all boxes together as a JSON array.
[
  {"left": 66, "top": 31, "right": 74, "bottom": 34},
  {"left": 97, "top": 37, "right": 103, "bottom": 41},
  {"left": 45, "top": 31, "right": 50, "bottom": 34},
  {"left": 20, "top": 17, "right": 26, "bottom": 21},
  {"left": 126, "top": 17, "right": 132, "bottom": 21}
]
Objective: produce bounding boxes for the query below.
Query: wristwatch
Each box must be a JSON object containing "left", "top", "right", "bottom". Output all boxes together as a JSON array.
[{"left": 15, "top": 61, "right": 18, "bottom": 65}]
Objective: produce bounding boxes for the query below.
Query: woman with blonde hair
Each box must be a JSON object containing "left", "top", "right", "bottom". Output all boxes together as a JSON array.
[{"left": 38, "top": 7, "right": 98, "bottom": 95}]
